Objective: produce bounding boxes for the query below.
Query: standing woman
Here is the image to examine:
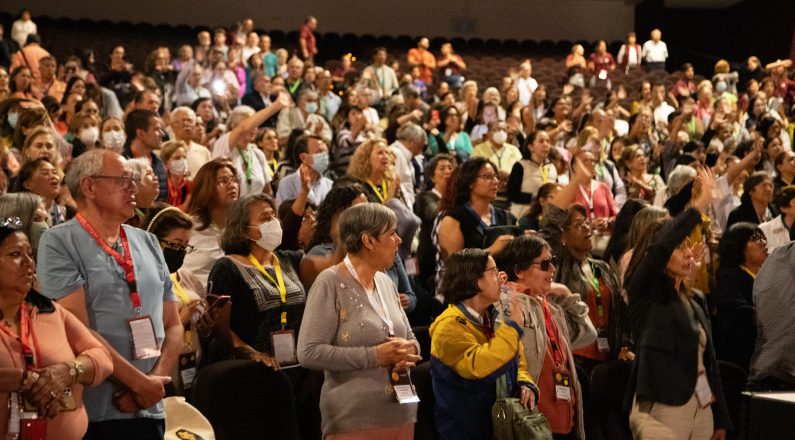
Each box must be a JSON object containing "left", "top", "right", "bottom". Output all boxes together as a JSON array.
[
  {"left": 298, "top": 203, "right": 421, "bottom": 439},
  {"left": 496, "top": 236, "right": 597, "bottom": 440},
  {"left": 620, "top": 145, "right": 666, "bottom": 205},
  {"left": 507, "top": 130, "right": 558, "bottom": 218},
  {"left": 430, "top": 248, "right": 538, "bottom": 440},
  {"left": 427, "top": 105, "right": 474, "bottom": 163},
  {"left": 14, "top": 158, "right": 66, "bottom": 226},
  {"left": 183, "top": 159, "right": 240, "bottom": 285},
  {"left": 9, "top": 66, "right": 33, "bottom": 99},
  {"left": 624, "top": 167, "right": 730, "bottom": 440},
  {"left": 414, "top": 154, "right": 455, "bottom": 290}
]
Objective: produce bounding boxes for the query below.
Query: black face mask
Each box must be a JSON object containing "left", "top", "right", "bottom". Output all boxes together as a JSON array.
[{"left": 163, "top": 247, "right": 187, "bottom": 273}]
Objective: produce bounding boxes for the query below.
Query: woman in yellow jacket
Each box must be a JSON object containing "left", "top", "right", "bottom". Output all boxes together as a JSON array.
[{"left": 430, "top": 248, "right": 538, "bottom": 440}]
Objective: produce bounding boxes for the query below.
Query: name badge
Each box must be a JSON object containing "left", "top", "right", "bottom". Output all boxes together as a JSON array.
[
  {"left": 178, "top": 352, "right": 198, "bottom": 389},
  {"left": 391, "top": 370, "right": 420, "bottom": 404},
  {"left": 597, "top": 329, "right": 610, "bottom": 352},
  {"left": 271, "top": 330, "right": 298, "bottom": 366},
  {"left": 695, "top": 373, "right": 714, "bottom": 408},
  {"left": 554, "top": 371, "right": 572, "bottom": 401},
  {"left": 129, "top": 315, "right": 160, "bottom": 360},
  {"left": 404, "top": 257, "right": 419, "bottom": 277}
]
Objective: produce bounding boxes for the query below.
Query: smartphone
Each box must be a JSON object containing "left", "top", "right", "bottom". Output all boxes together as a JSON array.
[{"left": 207, "top": 295, "right": 231, "bottom": 311}]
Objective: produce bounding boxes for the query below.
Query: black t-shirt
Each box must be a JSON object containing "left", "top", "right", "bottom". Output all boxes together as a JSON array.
[{"left": 447, "top": 204, "right": 516, "bottom": 249}]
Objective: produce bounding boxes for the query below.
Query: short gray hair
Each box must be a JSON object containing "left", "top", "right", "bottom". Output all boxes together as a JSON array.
[
  {"left": 339, "top": 203, "right": 397, "bottom": 254},
  {"left": 0, "top": 192, "right": 42, "bottom": 237},
  {"left": 171, "top": 106, "right": 196, "bottom": 121},
  {"left": 126, "top": 157, "right": 153, "bottom": 178},
  {"left": 227, "top": 105, "right": 255, "bottom": 131},
  {"left": 221, "top": 193, "right": 275, "bottom": 255},
  {"left": 65, "top": 149, "right": 107, "bottom": 201},
  {"left": 396, "top": 122, "right": 427, "bottom": 145},
  {"left": 667, "top": 165, "right": 697, "bottom": 197},
  {"left": 298, "top": 89, "right": 318, "bottom": 102}
]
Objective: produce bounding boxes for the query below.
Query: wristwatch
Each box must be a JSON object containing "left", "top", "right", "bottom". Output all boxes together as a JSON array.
[{"left": 67, "top": 360, "right": 85, "bottom": 384}]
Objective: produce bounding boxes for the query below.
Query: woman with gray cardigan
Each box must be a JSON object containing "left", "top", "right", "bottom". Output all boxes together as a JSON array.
[{"left": 297, "top": 203, "right": 421, "bottom": 439}]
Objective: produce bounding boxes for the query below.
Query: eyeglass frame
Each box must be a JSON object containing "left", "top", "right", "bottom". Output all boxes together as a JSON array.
[
  {"left": 159, "top": 239, "right": 195, "bottom": 254},
  {"left": 91, "top": 174, "right": 141, "bottom": 189}
]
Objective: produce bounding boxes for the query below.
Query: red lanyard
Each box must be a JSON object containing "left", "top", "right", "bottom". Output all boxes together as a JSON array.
[
  {"left": 75, "top": 213, "right": 141, "bottom": 311},
  {"left": 0, "top": 303, "right": 37, "bottom": 369},
  {"left": 541, "top": 297, "right": 564, "bottom": 367}
]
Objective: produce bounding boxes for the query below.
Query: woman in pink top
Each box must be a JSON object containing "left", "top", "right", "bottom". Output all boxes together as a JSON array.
[
  {"left": 571, "top": 150, "right": 617, "bottom": 257},
  {"left": 0, "top": 221, "right": 112, "bottom": 439}
]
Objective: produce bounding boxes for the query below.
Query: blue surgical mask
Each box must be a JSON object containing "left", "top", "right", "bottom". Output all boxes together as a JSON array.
[
  {"left": 7, "top": 111, "right": 18, "bottom": 129},
  {"left": 305, "top": 102, "right": 318, "bottom": 114},
  {"left": 310, "top": 151, "right": 329, "bottom": 174},
  {"left": 716, "top": 82, "right": 727, "bottom": 93}
]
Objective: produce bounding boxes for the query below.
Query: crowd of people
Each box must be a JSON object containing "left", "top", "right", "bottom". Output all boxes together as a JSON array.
[{"left": 0, "top": 7, "right": 794, "bottom": 440}]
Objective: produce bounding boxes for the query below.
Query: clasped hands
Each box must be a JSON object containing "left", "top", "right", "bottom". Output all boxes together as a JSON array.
[{"left": 376, "top": 337, "right": 421, "bottom": 373}]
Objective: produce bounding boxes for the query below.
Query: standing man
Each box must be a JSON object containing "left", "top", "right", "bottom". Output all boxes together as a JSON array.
[
  {"left": 11, "top": 8, "right": 37, "bottom": 49},
  {"left": 38, "top": 149, "right": 182, "bottom": 439},
  {"left": 365, "top": 47, "right": 400, "bottom": 103},
  {"left": 407, "top": 37, "right": 436, "bottom": 85},
  {"left": 275, "top": 134, "right": 333, "bottom": 207},
  {"left": 10, "top": 33, "right": 50, "bottom": 83},
  {"left": 299, "top": 16, "right": 318, "bottom": 62},
  {"left": 285, "top": 56, "right": 305, "bottom": 101},
  {"left": 38, "top": 55, "right": 66, "bottom": 102},
  {"left": 169, "top": 106, "right": 211, "bottom": 176},
  {"left": 123, "top": 109, "right": 168, "bottom": 201},
  {"left": 642, "top": 29, "right": 669, "bottom": 71},
  {"left": 390, "top": 123, "right": 428, "bottom": 207}
]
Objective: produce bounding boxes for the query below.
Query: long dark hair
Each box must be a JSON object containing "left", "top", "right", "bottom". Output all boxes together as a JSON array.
[
  {"left": 439, "top": 157, "right": 497, "bottom": 213},
  {"left": 604, "top": 198, "right": 648, "bottom": 264},
  {"left": 623, "top": 217, "right": 667, "bottom": 288},
  {"left": 719, "top": 222, "right": 762, "bottom": 268},
  {"left": 525, "top": 182, "right": 560, "bottom": 219},
  {"left": 307, "top": 181, "right": 366, "bottom": 251},
  {"left": 186, "top": 159, "right": 238, "bottom": 230}
]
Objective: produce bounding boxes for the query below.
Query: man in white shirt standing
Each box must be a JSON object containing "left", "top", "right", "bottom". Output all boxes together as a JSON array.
[
  {"left": 642, "top": 28, "right": 668, "bottom": 71},
  {"left": 516, "top": 60, "right": 538, "bottom": 107},
  {"left": 169, "top": 107, "right": 212, "bottom": 176},
  {"left": 389, "top": 123, "right": 428, "bottom": 208},
  {"left": 11, "top": 9, "right": 36, "bottom": 49},
  {"left": 365, "top": 47, "right": 400, "bottom": 104},
  {"left": 759, "top": 187, "right": 795, "bottom": 252}
]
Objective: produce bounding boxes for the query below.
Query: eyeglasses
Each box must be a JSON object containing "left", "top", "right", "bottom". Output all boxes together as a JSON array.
[
  {"left": 483, "top": 266, "right": 499, "bottom": 277},
  {"left": 477, "top": 173, "right": 499, "bottom": 181},
  {"left": 92, "top": 174, "right": 140, "bottom": 189},
  {"left": 750, "top": 230, "right": 767, "bottom": 245},
  {"left": 529, "top": 257, "right": 556, "bottom": 272},
  {"left": 0, "top": 217, "right": 22, "bottom": 229},
  {"left": 568, "top": 220, "right": 592, "bottom": 231},
  {"left": 159, "top": 240, "right": 195, "bottom": 254},
  {"left": 216, "top": 176, "right": 239, "bottom": 187}
]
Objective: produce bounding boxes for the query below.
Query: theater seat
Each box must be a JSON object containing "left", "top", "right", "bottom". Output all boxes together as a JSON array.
[
  {"left": 589, "top": 359, "right": 632, "bottom": 440},
  {"left": 413, "top": 362, "right": 437, "bottom": 440},
  {"left": 192, "top": 360, "right": 300, "bottom": 440}
]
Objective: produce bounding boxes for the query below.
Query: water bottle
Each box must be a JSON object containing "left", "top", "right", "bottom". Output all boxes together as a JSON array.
[{"left": 499, "top": 284, "right": 512, "bottom": 318}]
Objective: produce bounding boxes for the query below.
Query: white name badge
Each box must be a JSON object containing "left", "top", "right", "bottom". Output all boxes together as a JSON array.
[
  {"left": 597, "top": 337, "right": 610, "bottom": 352},
  {"left": 391, "top": 370, "right": 420, "bottom": 404},
  {"left": 129, "top": 315, "right": 160, "bottom": 360},
  {"left": 555, "top": 384, "right": 572, "bottom": 401},
  {"left": 178, "top": 352, "right": 197, "bottom": 389},
  {"left": 272, "top": 330, "right": 298, "bottom": 366},
  {"left": 695, "top": 373, "right": 714, "bottom": 408}
]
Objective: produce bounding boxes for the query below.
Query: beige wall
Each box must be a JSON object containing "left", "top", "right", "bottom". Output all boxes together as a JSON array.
[{"left": 0, "top": 0, "right": 634, "bottom": 41}]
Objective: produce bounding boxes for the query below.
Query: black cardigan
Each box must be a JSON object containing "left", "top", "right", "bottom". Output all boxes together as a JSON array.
[{"left": 624, "top": 208, "right": 731, "bottom": 430}]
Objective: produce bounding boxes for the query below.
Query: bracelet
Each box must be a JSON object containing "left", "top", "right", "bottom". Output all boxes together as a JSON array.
[{"left": 16, "top": 369, "right": 27, "bottom": 392}]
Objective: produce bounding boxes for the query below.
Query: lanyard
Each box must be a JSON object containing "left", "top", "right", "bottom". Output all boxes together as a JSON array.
[
  {"left": 288, "top": 79, "right": 302, "bottom": 94},
  {"left": 541, "top": 298, "right": 564, "bottom": 368},
  {"left": 0, "top": 303, "right": 36, "bottom": 369},
  {"left": 367, "top": 179, "right": 387, "bottom": 204},
  {"left": 239, "top": 148, "right": 253, "bottom": 189},
  {"left": 739, "top": 265, "right": 756, "bottom": 279},
  {"left": 343, "top": 255, "right": 394, "bottom": 336},
  {"left": 465, "top": 202, "right": 495, "bottom": 229},
  {"left": 76, "top": 213, "right": 141, "bottom": 313},
  {"left": 578, "top": 181, "right": 596, "bottom": 219},
  {"left": 249, "top": 254, "right": 288, "bottom": 327},
  {"left": 491, "top": 145, "right": 505, "bottom": 169},
  {"left": 269, "top": 158, "right": 278, "bottom": 176},
  {"left": 170, "top": 274, "right": 195, "bottom": 347},
  {"left": 538, "top": 162, "right": 550, "bottom": 183}
]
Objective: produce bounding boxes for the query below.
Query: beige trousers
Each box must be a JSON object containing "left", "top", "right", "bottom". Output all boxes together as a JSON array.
[
  {"left": 324, "top": 423, "right": 414, "bottom": 440},
  {"left": 629, "top": 394, "right": 714, "bottom": 440}
]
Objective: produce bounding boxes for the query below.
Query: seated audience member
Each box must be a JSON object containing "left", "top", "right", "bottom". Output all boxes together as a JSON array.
[
  {"left": 242, "top": 72, "right": 275, "bottom": 117},
  {"left": 620, "top": 144, "right": 666, "bottom": 205},
  {"left": 276, "top": 134, "right": 333, "bottom": 207},
  {"left": 540, "top": 160, "right": 630, "bottom": 366},
  {"left": 0, "top": 219, "right": 113, "bottom": 439},
  {"left": 518, "top": 182, "right": 560, "bottom": 232},
  {"left": 713, "top": 223, "right": 768, "bottom": 372},
  {"left": 183, "top": 159, "right": 240, "bottom": 285},
  {"left": 37, "top": 149, "right": 182, "bottom": 439},
  {"left": 68, "top": 112, "right": 101, "bottom": 158},
  {"left": 100, "top": 116, "right": 126, "bottom": 153},
  {"left": 124, "top": 157, "right": 160, "bottom": 228},
  {"left": 624, "top": 167, "right": 730, "bottom": 439},
  {"left": 471, "top": 120, "right": 522, "bottom": 179},
  {"left": 747, "top": 240, "right": 795, "bottom": 391},
  {"left": 497, "top": 236, "right": 597, "bottom": 439},
  {"left": 143, "top": 206, "right": 214, "bottom": 395},
  {"left": 347, "top": 139, "right": 420, "bottom": 258},
  {"left": 0, "top": 192, "right": 47, "bottom": 253},
  {"left": 773, "top": 150, "right": 795, "bottom": 192},
  {"left": 169, "top": 106, "right": 211, "bottom": 177},
  {"left": 174, "top": 63, "right": 211, "bottom": 107},
  {"left": 726, "top": 171, "right": 775, "bottom": 229},
  {"left": 19, "top": 125, "right": 61, "bottom": 170},
  {"left": 276, "top": 89, "right": 332, "bottom": 145},
  {"left": 159, "top": 140, "right": 192, "bottom": 209},
  {"left": 256, "top": 127, "right": 286, "bottom": 186},
  {"left": 122, "top": 109, "right": 168, "bottom": 202},
  {"left": 298, "top": 203, "right": 421, "bottom": 438},
  {"left": 428, "top": 105, "right": 474, "bottom": 163},
  {"left": 212, "top": 97, "right": 290, "bottom": 196},
  {"left": 508, "top": 131, "right": 557, "bottom": 218},
  {"left": 332, "top": 106, "right": 371, "bottom": 176},
  {"left": 758, "top": 186, "right": 795, "bottom": 251},
  {"left": 414, "top": 154, "right": 455, "bottom": 290},
  {"left": 12, "top": 157, "right": 65, "bottom": 226},
  {"left": 430, "top": 248, "right": 538, "bottom": 440}
]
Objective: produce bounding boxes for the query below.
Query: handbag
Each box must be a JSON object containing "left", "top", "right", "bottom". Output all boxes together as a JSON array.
[
  {"left": 164, "top": 396, "right": 215, "bottom": 440},
  {"left": 492, "top": 374, "right": 553, "bottom": 440}
]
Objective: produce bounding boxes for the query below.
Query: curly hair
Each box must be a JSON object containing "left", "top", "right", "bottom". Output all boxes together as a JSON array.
[
  {"left": 438, "top": 156, "right": 498, "bottom": 213},
  {"left": 346, "top": 137, "right": 395, "bottom": 191}
]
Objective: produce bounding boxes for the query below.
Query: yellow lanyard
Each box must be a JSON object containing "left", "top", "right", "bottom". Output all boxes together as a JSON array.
[
  {"left": 248, "top": 253, "right": 288, "bottom": 326},
  {"left": 539, "top": 163, "right": 550, "bottom": 183},
  {"left": 367, "top": 179, "right": 387, "bottom": 204},
  {"left": 170, "top": 274, "right": 194, "bottom": 348},
  {"left": 739, "top": 265, "right": 756, "bottom": 279},
  {"left": 270, "top": 158, "right": 279, "bottom": 175}
]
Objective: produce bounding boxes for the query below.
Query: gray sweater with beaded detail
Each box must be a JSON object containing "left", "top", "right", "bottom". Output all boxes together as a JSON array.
[{"left": 297, "top": 265, "right": 419, "bottom": 434}]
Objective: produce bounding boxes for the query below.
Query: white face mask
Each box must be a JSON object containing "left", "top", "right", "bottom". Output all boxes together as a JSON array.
[
  {"left": 492, "top": 130, "right": 508, "bottom": 145},
  {"left": 102, "top": 130, "right": 126, "bottom": 152},
  {"left": 169, "top": 158, "right": 189, "bottom": 176},
  {"left": 79, "top": 127, "right": 99, "bottom": 146},
  {"left": 254, "top": 218, "right": 282, "bottom": 252}
]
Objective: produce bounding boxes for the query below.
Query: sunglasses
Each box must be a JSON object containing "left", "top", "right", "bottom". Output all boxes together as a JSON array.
[
  {"left": 0, "top": 217, "right": 22, "bottom": 229},
  {"left": 529, "top": 256, "right": 556, "bottom": 272}
]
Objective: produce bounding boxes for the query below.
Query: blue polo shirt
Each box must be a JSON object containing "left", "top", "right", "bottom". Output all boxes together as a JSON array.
[
  {"left": 122, "top": 145, "right": 169, "bottom": 202},
  {"left": 37, "top": 219, "right": 176, "bottom": 422}
]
